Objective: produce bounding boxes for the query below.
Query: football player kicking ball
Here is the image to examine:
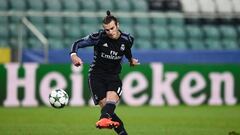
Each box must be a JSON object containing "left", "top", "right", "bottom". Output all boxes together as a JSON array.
[{"left": 70, "top": 10, "right": 139, "bottom": 135}]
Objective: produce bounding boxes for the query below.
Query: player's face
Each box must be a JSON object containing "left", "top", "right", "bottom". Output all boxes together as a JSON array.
[{"left": 103, "top": 20, "right": 120, "bottom": 39}]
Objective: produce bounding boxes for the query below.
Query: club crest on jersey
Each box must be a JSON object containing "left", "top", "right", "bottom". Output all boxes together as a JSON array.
[{"left": 120, "top": 44, "right": 125, "bottom": 51}]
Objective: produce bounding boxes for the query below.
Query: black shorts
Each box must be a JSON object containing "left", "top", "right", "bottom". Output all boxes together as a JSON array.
[{"left": 88, "top": 73, "right": 122, "bottom": 105}]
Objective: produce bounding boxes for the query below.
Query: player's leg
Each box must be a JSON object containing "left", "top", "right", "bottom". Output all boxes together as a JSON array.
[
  {"left": 100, "top": 91, "right": 119, "bottom": 119},
  {"left": 112, "top": 113, "right": 128, "bottom": 135},
  {"left": 88, "top": 75, "right": 119, "bottom": 129},
  {"left": 100, "top": 75, "right": 122, "bottom": 119},
  {"left": 95, "top": 75, "right": 127, "bottom": 131},
  {"left": 97, "top": 93, "right": 128, "bottom": 134},
  {"left": 88, "top": 75, "right": 117, "bottom": 128},
  {"left": 106, "top": 76, "right": 128, "bottom": 134},
  {"left": 96, "top": 91, "right": 120, "bottom": 128},
  {"left": 102, "top": 91, "right": 128, "bottom": 134}
]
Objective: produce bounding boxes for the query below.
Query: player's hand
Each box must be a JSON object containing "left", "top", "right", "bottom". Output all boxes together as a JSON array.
[
  {"left": 129, "top": 58, "right": 140, "bottom": 67},
  {"left": 70, "top": 53, "right": 83, "bottom": 67}
]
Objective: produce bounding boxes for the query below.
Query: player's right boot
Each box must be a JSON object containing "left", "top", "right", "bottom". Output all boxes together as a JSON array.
[{"left": 96, "top": 118, "right": 120, "bottom": 129}]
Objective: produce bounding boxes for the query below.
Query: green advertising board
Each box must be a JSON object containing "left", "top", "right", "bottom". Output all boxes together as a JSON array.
[{"left": 0, "top": 63, "right": 239, "bottom": 107}]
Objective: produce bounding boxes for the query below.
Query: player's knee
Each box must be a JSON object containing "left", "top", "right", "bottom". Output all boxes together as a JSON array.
[{"left": 106, "top": 91, "right": 119, "bottom": 102}]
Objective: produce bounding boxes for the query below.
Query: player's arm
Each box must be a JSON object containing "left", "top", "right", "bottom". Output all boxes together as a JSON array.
[
  {"left": 70, "top": 32, "right": 101, "bottom": 67},
  {"left": 129, "top": 58, "right": 140, "bottom": 66},
  {"left": 70, "top": 53, "right": 83, "bottom": 67},
  {"left": 124, "top": 35, "right": 140, "bottom": 67}
]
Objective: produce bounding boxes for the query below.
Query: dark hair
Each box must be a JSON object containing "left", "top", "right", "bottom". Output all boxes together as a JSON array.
[{"left": 102, "top": 10, "right": 118, "bottom": 25}]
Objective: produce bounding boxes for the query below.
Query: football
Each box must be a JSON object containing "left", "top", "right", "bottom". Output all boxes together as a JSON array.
[{"left": 49, "top": 89, "right": 69, "bottom": 108}]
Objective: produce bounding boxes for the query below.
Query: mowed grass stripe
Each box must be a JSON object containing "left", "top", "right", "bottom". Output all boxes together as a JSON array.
[{"left": 0, "top": 105, "right": 239, "bottom": 135}]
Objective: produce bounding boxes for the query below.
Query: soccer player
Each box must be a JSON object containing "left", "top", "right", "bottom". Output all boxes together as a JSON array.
[{"left": 70, "top": 10, "right": 139, "bottom": 135}]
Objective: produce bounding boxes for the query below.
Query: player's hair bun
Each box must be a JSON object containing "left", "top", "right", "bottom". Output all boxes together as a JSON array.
[
  {"left": 103, "top": 10, "right": 118, "bottom": 24},
  {"left": 106, "top": 10, "right": 111, "bottom": 16}
]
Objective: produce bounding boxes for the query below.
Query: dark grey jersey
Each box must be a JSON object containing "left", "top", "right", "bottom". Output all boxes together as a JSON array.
[{"left": 70, "top": 30, "right": 134, "bottom": 75}]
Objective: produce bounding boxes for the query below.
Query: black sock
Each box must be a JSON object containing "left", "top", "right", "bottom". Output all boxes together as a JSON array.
[
  {"left": 100, "top": 101, "right": 116, "bottom": 119},
  {"left": 112, "top": 113, "right": 128, "bottom": 135}
]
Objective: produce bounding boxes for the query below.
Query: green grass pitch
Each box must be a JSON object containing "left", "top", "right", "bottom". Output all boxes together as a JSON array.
[{"left": 0, "top": 105, "right": 239, "bottom": 135}]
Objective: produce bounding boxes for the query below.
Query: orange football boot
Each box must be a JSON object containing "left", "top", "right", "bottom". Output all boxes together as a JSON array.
[{"left": 96, "top": 118, "right": 120, "bottom": 129}]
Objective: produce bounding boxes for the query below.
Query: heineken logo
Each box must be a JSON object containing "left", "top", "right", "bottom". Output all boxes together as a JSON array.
[{"left": 0, "top": 63, "right": 238, "bottom": 107}]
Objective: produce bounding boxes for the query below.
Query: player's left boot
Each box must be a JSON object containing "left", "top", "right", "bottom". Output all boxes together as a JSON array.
[{"left": 96, "top": 118, "right": 120, "bottom": 129}]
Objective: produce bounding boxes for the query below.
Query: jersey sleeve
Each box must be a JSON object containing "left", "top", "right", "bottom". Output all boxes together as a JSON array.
[
  {"left": 124, "top": 35, "right": 134, "bottom": 61},
  {"left": 128, "top": 35, "right": 134, "bottom": 48},
  {"left": 70, "top": 31, "right": 101, "bottom": 54}
]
